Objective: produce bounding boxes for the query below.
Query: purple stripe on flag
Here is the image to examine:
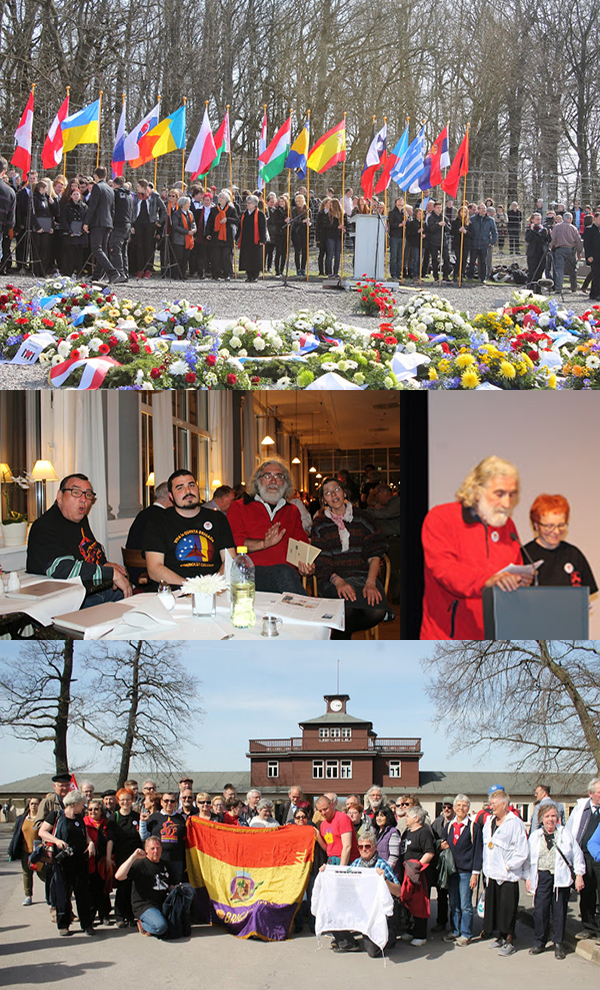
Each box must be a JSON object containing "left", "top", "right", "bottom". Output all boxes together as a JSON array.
[{"left": 209, "top": 899, "right": 298, "bottom": 940}]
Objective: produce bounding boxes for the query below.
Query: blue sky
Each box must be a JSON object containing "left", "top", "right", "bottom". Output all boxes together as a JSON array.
[{"left": 0, "top": 641, "right": 513, "bottom": 785}]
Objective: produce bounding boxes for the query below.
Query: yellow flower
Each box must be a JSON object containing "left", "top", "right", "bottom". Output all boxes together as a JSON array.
[
  {"left": 461, "top": 368, "right": 481, "bottom": 389},
  {"left": 548, "top": 374, "right": 557, "bottom": 389},
  {"left": 455, "top": 352, "right": 476, "bottom": 368},
  {"left": 108, "top": 308, "right": 120, "bottom": 318},
  {"left": 428, "top": 367, "right": 438, "bottom": 380},
  {"left": 438, "top": 359, "right": 451, "bottom": 373},
  {"left": 144, "top": 315, "right": 154, "bottom": 325},
  {"left": 499, "top": 360, "right": 516, "bottom": 379},
  {"left": 522, "top": 354, "right": 535, "bottom": 369}
]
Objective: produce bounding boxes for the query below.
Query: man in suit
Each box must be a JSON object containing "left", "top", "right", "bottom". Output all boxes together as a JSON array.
[
  {"left": 583, "top": 211, "right": 600, "bottom": 301},
  {"left": 109, "top": 175, "right": 134, "bottom": 280},
  {"left": 83, "top": 166, "right": 124, "bottom": 283},
  {"left": 15, "top": 169, "right": 37, "bottom": 270},
  {"left": 277, "top": 785, "right": 312, "bottom": 825},
  {"left": 0, "top": 157, "right": 16, "bottom": 271},
  {"left": 190, "top": 188, "right": 214, "bottom": 278}
]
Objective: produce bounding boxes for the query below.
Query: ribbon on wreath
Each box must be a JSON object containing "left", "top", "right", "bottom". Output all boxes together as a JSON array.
[{"left": 50, "top": 356, "right": 121, "bottom": 389}]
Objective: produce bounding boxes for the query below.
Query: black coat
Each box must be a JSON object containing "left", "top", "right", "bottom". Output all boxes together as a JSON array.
[
  {"left": 0, "top": 179, "right": 16, "bottom": 231},
  {"left": 85, "top": 180, "right": 115, "bottom": 229},
  {"left": 238, "top": 208, "right": 266, "bottom": 272},
  {"left": 525, "top": 224, "right": 550, "bottom": 268},
  {"left": 206, "top": 204, "right": 237, "bottom": 246},
  {"left": 113, "top": 186, "right": 134, "bottom": 228},
  {"left": 583, "top": 223, "right": 600, "bottom": 265},
  {"left": 388, "top": 206, "right": 405, "bottom": 239}
]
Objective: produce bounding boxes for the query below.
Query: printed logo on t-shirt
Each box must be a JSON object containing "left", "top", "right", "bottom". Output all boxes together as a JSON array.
[
  {"left": 154, "top": 870, "right": 169, "bottom": 892},
  {"left": 160, "top": 819, "right": 181, "bottom": 844},
  {"left": 204, "top": 520, "right": 213, "bottom": 531},
  {"left": 174, "top": 529, "right": 215, "bottom": 567},
  {"left": 491, "top": 531, "right": 499, "bottom": 543},
  {"left": 564, "top": 562, "right": 574, "bottom": 574},
  {"left": 79, "top": 529, "right": 104, "bottom": 564}
]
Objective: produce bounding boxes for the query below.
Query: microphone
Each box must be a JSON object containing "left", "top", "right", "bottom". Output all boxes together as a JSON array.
[{"left": 510, "top": 531, "right": 539, "bottom": 586}]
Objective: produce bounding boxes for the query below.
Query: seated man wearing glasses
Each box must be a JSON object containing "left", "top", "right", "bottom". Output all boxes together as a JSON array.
[
  {"left": 227, "top": 459, "right": 315, "bottom": 594},
  {"left": 26, "top": 472, "right": 132, "bottom": 607}
]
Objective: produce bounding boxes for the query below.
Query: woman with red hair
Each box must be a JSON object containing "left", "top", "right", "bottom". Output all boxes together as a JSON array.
[{"left": 523, "top": 494, "right": 597, "bottom": 594}]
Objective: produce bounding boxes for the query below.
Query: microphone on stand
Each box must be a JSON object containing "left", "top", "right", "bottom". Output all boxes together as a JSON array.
[{"left": 510, "top": 531, "right": 539, "bottom": 586}]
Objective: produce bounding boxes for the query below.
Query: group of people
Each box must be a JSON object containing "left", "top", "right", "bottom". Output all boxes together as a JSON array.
[
  {"left": 24, "top": 459, "right": 399, "bottom": 640},
  {"left": 420, "top": 455, "right": 598, "bottom": 640},
  {"left": 8, "top": 774, "right": 600, "bottom": 957}
]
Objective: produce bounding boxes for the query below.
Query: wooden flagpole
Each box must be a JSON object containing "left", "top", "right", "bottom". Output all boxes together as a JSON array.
[
  {"left": 383, "top": 116, "right": 388, "bottom": 280},
  {"left": 418, "top": 118, "right": 425, "bottom": 285},
  {"left": 154, "top": 94, "right": 161, "bottom": 190},
  {"left": 227, "top": 105, "right": 237, "bottom": 277},
  {"left": 63, "top": 86, "right": 70, "bottom": 179},
  {"left": 181, "top": 97, "right": 187, "bottom": 184},
  {"left": 400, "top": 115, "right": 409, "bottom": 284},
  {"left": 96, "top": 91, "right": 103, "bottom": 168},
  {"left": 341, "top": 111, "right": 347, "bottom": 279},
  {"left": 438, "top": 120, "right": 450, "bottom": 285},
  {"left": 458, "top": 123, "right": 470, "bottom": 288}
]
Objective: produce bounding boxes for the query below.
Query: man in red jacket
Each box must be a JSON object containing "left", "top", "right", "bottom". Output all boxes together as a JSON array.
[
  {"left": 227, "top": 459, "right": 315, "bottom": 594},
  {"left": 420, "top": 456, "right": 532, "bottom": 640}
]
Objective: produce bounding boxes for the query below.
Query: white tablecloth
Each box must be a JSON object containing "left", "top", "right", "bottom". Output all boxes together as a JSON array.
[
  {"left": 53, "top": 590, "right": 333, "bottom": 640},
  {"left": 0, "top": 573, "right": 87, "bottom": 627}
]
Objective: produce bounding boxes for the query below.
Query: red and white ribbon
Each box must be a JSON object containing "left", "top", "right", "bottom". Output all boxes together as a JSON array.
[{"left": 50, "top": 356, "right": 121, "bottom": 389}]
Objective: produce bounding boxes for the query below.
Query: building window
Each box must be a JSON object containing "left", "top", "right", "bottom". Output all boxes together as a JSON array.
[
  {"left": 389, "top": 760, "right": 402, "bottom": 778},
  {"left": 341, "top": 728, "right": 352, "bottom": 740},
  {"left": 319, "top": 728, "right": 329, "bottom": 739},
  {"left": 326, "top": 761, "right": 339, "bottom": 779},
  {"left": 313, "top": 760, "right": 324, "bottom": 779},
  {"left": 340, "top": 760, "right": 352, "bottom": 779},
  {"left": 267, "top": 761, "right": 279, "bottom": 778},
  {"left": 330, "top": 727, "right": 341, "bottom": 739}
]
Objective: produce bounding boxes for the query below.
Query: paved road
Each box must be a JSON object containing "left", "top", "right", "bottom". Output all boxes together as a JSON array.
[{"left": 0, "top": 824, "right": 594, "bottom": 990}]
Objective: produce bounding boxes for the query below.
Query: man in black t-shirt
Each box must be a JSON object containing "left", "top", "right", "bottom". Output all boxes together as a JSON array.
[
  {"left": 144, "top": 792, "right": 187, "bottom": 883},
  {"left": 143, "top": 469, "right": 235, "bottom": 586},
  {"left": 115, "top": 837, "right": 170, "bottom": 937},
  {"left": 27, "top": 472, "right": 132, "bottom": 607}
]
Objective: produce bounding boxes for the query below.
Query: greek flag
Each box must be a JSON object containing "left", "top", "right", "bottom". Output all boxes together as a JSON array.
[{"left": 391, "top": 125, "right": 425, "bottom": 191}]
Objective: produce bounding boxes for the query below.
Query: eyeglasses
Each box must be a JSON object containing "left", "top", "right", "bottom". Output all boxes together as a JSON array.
[
  {"left": 399, "top": 802, "right": 411, "bottom": 806},
  {"left": 261, "top": 472, "right": 285, "bottom": 483},
  {"left": 295, "top": 815, "right": 308, "bottom": 820},
  {"left": 324, "top": 486, "right": 343, "bottom": 495},
  {"left": 199, "top": 800, "right": 212, "bottom": 805},
  {"left": 358, "top": 844, "right": 375, "bottom": 850},
  {"left": 537, "top": 522, "right": 567, "bottom": 533},
  {"left": 162, "top": 799, "right": 176, "bottom": 804},
  {"left": 61, "top": 487, "right": 96, "bottom": 501}
]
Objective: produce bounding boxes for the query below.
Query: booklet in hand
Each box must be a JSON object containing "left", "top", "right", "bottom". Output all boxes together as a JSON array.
[{"left": 286, "top": 539, "right": 321, "bottom": 568}]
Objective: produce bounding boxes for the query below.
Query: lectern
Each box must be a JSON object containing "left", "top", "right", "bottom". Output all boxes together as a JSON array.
[
  {"left": 352, "top": 214, "right": 386, "bottom": 280},
  {"left": 482, "top": 586, "right": 589, "bottom": 639}
]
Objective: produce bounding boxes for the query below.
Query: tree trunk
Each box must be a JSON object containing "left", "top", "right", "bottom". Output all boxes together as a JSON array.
[
  {"left": 54, "top": 638, "right": 74, "bottom": 774},
  {"left": 538, "top": 640, "right": 600, "bottom": 771},
  {"left": 117, "top": 641, "right": 141, "bottom": 788}
]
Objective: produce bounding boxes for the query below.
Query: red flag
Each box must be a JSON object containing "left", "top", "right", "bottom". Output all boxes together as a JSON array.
[
  {"left": 441, "top": 130, "right": 469, "bottom": 199},
  {"left": 42, "top": 96, "right": 69, "bottom": 170},
  {"left": 11, "top": 90, "right": 34, "bottom": 174},
  {"left": 361, "top": 123, "right": 387, "bottom": 200},
  {"left": 69, "top": 773, "right": 79, "bottom": 791}
]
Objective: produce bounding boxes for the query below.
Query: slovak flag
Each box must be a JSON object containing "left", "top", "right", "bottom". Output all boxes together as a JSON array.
[
  {"left": 11, "top": 89, "right": 34, "bottom": 174},
  {"left": 41, "top": 95, "right": 69, "bottom": 170},
  {"left": 124, "top": 103, "right": 160, "bottom": 169}
]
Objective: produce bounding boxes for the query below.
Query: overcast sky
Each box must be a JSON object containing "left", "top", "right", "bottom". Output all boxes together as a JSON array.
[{"left": 0, "top": 640, "right": 514, "bottom": 785}]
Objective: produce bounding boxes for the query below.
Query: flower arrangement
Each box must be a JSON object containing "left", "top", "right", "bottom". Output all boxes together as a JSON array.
[
  {"left": 355, "top": 278, "right": 395, "bottom": 317},
  {"left": 1, "top": 471, "right": 31, "bottom": 524},
  {"left": 181, "top": 573, "right": 228, "bottom": 596}
]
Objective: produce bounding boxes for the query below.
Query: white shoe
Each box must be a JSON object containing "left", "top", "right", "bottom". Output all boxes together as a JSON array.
[
  {"left": 22, "top": 896, "right": 32, "bottom": 906},
  {"left": 411, "top": 938, "right": 427, "bottom": 946}
]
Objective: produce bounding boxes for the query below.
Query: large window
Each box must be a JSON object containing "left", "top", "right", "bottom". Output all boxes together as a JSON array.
[
  {"left": 326, "top": 761, "right": 339, "bottom": 779},
  {"left": 313, "top": 760, "right": 324, "bottom": 779},
  {"left": 340, "top": 761, "right": 352, "bottom": 779},
  {"left": 140, "top": 392, "right": 211, "bottom": 504},
  {"left": 319, "top": 728, "right": 329, "bottom": 740}
]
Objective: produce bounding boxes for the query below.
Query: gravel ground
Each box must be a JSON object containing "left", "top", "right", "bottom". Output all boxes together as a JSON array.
[{"left": 0, "top": 268, "right": 592, "bottom": 390}]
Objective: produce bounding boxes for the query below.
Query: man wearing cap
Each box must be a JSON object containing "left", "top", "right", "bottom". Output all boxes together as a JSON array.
[
  {"left": 431, "top": 797, "right": 455, "bottom": 932},
  {"left": 177, "top": 777, "right": 194, "bottom": 814},
  {"left": 35, "top": 773, "right": 72, "bottom": 914},
  {"left": 102, "top": 790, "right": 118, "bottom": 815}
]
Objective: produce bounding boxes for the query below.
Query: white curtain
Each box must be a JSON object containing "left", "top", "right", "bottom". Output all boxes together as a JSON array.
[
  {"left": 152, "top": 392, "right": 174, "bottom": 484},
  {"left": 208, "top": 392, "right": 234, "bottom": 488}
]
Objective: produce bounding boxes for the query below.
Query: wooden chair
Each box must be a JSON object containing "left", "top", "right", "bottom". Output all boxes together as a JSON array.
[{"left": 121, "top": 547, "right": 149, "bottom": 591}]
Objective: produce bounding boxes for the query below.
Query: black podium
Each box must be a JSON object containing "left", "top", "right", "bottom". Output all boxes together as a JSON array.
[{"left": 482, "top": 586, "right": 589, "bottom": 639}]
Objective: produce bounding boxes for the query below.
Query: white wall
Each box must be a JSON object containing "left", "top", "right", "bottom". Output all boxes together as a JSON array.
[{"left": 429, "top": 392, "right": 600, "bottom": 637}]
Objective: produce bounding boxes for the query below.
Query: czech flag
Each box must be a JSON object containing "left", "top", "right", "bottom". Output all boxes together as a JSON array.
[
  {"left": 61, "top": 99, "right": 100, "bottom": 153},
  {"left": 186, "top": 818, "right": 314, "bottom": 940}
]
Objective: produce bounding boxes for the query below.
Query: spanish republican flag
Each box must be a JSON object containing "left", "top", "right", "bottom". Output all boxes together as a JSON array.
[
  {"left": 137, "top": 104, "right": 186, "bottom": 162},
  {"left": 186, "top": 818, "right": 314, "bottom": 941},
  {"left": 61, "top": 99, "right": 100, "bottom": 153},
  {"left": 306, "top": 119, "right": 346, "bottom": 173}
]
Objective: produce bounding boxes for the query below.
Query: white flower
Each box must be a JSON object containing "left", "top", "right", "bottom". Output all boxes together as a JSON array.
[
  {"left": 405, "top": 342, "right": 417, "bottom": 353},
  {"left": 39, "top": 351, "right": 51, "bottom": 364},
  {"left": 230, "top": 336, "right": 242, "bottom": 349},
  {"left": 384, "top": 377, "right": 394, "bottom": 387},
  {"left": 291, "top": 341, "right": 300, "bottom": 352},
  {"left": 295, "top": 319, "right": 310, "bottom": 331},
  {"left": 170, "top": 359, "right": 189, "bottom": 376},
  {"left": 51, "top": 354, "right": 63, "bottom": 366},
  {"left": 218, "top": 348, "right": 230, "bottom": 358},
  {"left": 181, "top": 573, "right": 228, "bottom": 596},
  {"left": 421, "top": 315, "right": 434, "bottom": 325},
  {"left": 272, "top": 336, "right": 283, "bottom": 349},
  {"left": 416, "top": 322, "right": 427, "bottom": 333},
  {"left": 174, "top": 324, "right": 186, "bottom": 337},
  {"left": 205, "top": 372, "right": 218, "bottom": 385},
  {"left": 134, "top": 308, "right": 143, "bottom": 317},
  {"left": 57, "top": 341, "right": 71, "bottom": 358},
  {"left": 238, "top": 349, "right": 248, "bottom": 357},
  {"left": 113, "top": 330, "right": 128, "bottom": 342},
  {"left": 538, "top": 315, "right": 550, "bottom": 327},
  {"left": 253, "top": 337, "right": 266, "bottom": 351},
  {"left": 586, "top": 354, "right": 600, "bottom": 370},
  {"left": 170, "top": 305, "right": 181, "bottom": 315},
  {"left": 135, "top": 369, "right": 144, "bottom": 383},
  {"left": 321, "top": 361, "right": 338, "bottom": 370},
  {"left": 277, "top": 376, "right": 292, "bottom": 386},
  {"left": 77, "top": 345, "right": 90, "bottom": 359},
  {"left": 88, "top": 337, "right": 103, "bottom": 353}
]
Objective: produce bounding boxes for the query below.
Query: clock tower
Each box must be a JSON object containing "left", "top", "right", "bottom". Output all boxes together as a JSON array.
[{"left": 324, "top": 694, "right": 350, "bottom": 714}]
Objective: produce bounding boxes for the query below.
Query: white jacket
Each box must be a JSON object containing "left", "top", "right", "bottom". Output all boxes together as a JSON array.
[
  {"left": 311, "top": 866, "right": 394, "bottom": 950},
  {"left": 565, "top": 796, "right": 593, "bottom": 846},
  {"left": 526, "top": 825, "right": 585, "bottom": 897},
  {"left": 482, "top": 811, "right": 529, "bottom": 884}
]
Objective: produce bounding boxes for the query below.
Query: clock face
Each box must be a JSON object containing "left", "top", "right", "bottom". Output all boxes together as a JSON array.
[{"left": 330, "top": 699, "right": 343, "bottom": 712}]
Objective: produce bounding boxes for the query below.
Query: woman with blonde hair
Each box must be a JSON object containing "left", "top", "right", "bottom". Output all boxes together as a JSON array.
[{"left": 323, "top": 198, "right": 345, "bottom": 276}]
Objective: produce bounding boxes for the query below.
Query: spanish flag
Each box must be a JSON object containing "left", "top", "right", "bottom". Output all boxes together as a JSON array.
[
  {"left": 306, "top": 118, "right": 346, "bottom": 173},
  {"left": 137, "top": 104, "right": 187, "bottom": 163},
  {"left": 61, "top": 99, "right": 100, "bottom": 153},
  {"left": 186, "top": 818, "right": 314, "bottom": 941}
]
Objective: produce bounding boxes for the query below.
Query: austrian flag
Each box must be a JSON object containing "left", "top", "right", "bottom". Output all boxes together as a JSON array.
[{"left": 42, "top": 95, "right": 70, "bottom": 170}]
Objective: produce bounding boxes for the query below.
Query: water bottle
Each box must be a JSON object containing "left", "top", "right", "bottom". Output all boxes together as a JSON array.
[{"left": 230, "top": 546, "right": 256, "bottom": 628}]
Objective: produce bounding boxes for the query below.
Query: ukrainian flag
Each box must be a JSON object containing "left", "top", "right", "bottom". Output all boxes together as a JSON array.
[
  {"left": 186, "top": 818, "right": 314, "bottom": 941},
  {"left": 61, "top": 100, "right": 100, "bottom": 153},
  {"left": 285, "top": 118, "right": 310, "bottom": 179},
  {"left": 137, "top": 105, "right": 186, "bottom": 162}
]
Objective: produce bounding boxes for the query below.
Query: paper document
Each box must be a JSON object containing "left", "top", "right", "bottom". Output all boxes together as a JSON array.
[
  {"left": 263, "top": 593, "right": 345, "bottom": 630},
  {"left": 286, "top": 539, "right": 321, "bottom": 568},
  {"left": 499, "top": 562, "right": 541, "bottom": 577}
]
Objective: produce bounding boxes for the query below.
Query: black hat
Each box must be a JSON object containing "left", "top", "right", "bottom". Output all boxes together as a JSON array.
[
  {"left": 52, "top": 773, "right": 71, "bottom": 784},
  {"left": 102, "top": 789, "right": 117, "bottom": 798}
]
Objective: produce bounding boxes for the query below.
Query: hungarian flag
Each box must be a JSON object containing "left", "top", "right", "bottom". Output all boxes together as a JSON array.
[
  {"left": 42, "top": 95, "right": 69, "bottom": 170},
  {"left": 186, "top": 105, "right": 217, "bottom": 180},
  {"left": 361, "top": 122, "right": 387, "bottom": 200},
  {"left": 186, "top": 818, "right": 314, "bottom": 940},
  {"left": 12, "top": 89, "right": 34, "bottom": 173},
  {"left": 441, "top": 130, "right": 469, "bottom": 198},
  {"left": 259, "top": 115, "right": 292, "bottom": 183},
  {"left": 112, "top": 100, "right": 127, "bottom": 177},
  {"left": 257, "top": 109, "right": 267, "bottom": 191},
  {"left": 374, "top": 125, "right": 408, "bottom": 195},
  {"left": 306, "top": 119, "right": 346, "bottom": 173},
  {"left": 211, "top": 110, "right": 230, "bottom": 169}
]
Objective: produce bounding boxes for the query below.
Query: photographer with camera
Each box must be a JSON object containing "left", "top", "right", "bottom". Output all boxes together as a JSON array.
[{"left": 38, "top": 789, "right": 96, "bottom": 937}]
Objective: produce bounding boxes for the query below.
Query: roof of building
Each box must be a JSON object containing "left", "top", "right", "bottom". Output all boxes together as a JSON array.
[
  {"left": 0, "top": 771, "right": 251, "bottom": 796},
  {"left": 299, "top": 713, "right": 373, "bottom": 727}
]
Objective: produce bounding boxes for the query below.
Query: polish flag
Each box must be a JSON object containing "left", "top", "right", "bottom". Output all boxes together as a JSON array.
[
  {"left": 11, "top": 90, "right": 34, "bottom": 174},
  {"left": 42, "top": 96, "right": 70, "bottom": 170}
]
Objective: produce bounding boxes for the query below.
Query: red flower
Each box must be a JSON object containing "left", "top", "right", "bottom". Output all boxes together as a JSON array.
[
  {"left": 42, "top": 318, "right": 55, "bottom": 328},
  {"left": 206, "top": 354, "right": 217, "bottom": 366},
  {"left": 16, "top": 317, "right": 29, "bottom": 325},
  {"left": 108, "top": 336, "right": 118, "bottom": 347},
  {"left": 130, "top": 331, "right": 139, "bottom": 343},
  {"left": 99, "top": 343, "right": 110, "bottom": 355},
  {"left": 130, "top": 343, "right": 140, "bottom": 354},
  {"left": 83, "top": 293, "right": 90, "bottom": 301},
  {"left": 150, "top": 368, "right": 162, "bottom": 379},
  {"left": 251, "top": 376, "right": 260, "bottom": 385},
  {"left": 71, "top": 349, "right": 81, "bottom": 360},
  {"left": 528, "top": 350, "right": 539, "bottom": 362},
  {"left": 384, "top": 336, "right": 398, "bottom": 346},
  {"left": 441, "top": 342, "right": 450, "bottom": 354},
  {"left": 144, "top": 344, "right": 152, "bottom": 353},
  {"left": 185, "top": 372, "right": 196, "bottom": 383},
  {"left": 226, "top": 373, "right": 237, "bottom": 385}
]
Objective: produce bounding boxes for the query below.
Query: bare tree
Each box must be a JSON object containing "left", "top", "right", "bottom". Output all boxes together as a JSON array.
[
  {"left": 72, "top": 640, "right": 204, "bottom": 787},
  {"left": 422, "top": 640, "right": 600, "bottom": 774},
  {"left": 0, "top": 640, "right": 76, "bottom": 774}
]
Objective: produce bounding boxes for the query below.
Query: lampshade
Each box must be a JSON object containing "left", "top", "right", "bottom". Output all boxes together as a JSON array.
[
  {"left": 30, "top": 459, "right": 59, "bottom": 482},
  {"left": 211, "top": 479, "right": 222, "bottom": 488},
  {"left": 146, "top": 472, "right": 155, "bottom": 487},
  {"left": 261, "top": 434, "right": 275, "bottom": 445},
  {"left": 316, "top": 472, "right": 322, "bottom": 479},
  {"left": 291, "top": 456, "right": 301, "bottom": 464},
  {"left": 309, "top": 466, "right": 317, "bottom": 474},
  {"left": 0, "top": 462, "right": 12, "bottom": 483}
]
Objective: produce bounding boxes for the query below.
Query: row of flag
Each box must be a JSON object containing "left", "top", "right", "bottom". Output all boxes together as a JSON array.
[{"left": 10, "top": 89, "right": 469, "bottom": 199}]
